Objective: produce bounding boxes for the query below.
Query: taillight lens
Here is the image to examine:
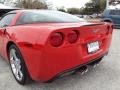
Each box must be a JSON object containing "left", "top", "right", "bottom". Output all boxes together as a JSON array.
[
  {"left": 50, "top": 32, "right": 64, "bottom": 47},
  {"left": 67, "top": 30, "right": 79, "bottom": 44}
]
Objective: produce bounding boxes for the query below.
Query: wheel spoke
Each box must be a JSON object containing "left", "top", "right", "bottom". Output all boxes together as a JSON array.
[
  {"left": 15, "top": 69, "right": 19, "bottom": 76},
  {"left": 10, "top": 57, "right": 15, "bottom": 64},
  {"left": 18, "top": 71, "right": 23, "bottom": 79},
  {"left": 11, "top": 49, "right": 18, "bottom": 60}
]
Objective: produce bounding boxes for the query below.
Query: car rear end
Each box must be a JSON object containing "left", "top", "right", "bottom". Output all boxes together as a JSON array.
[{"left": 33, "top": 22, "right": 113, "bottom": 82}]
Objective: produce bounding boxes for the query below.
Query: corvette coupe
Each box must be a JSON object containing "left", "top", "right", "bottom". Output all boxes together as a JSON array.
[{"left": 0, "top": 10, "right": 113, "bottom": 85}]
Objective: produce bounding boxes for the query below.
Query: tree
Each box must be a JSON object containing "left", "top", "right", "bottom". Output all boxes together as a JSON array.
[
  {"left": 109, "top": 0, "right": 120, "bottom": 5},
  {"left": 57, "top": 7, "right": 66, "bottom": 12},
  {"left": 100, "top": 0, "right": 106, "bottom": 12},
  {"left": 85, "top": 0, "right": 101, "bottom": 14},
  {"left": 15, "top": 0, "right": 48, "bottom": 9},
  {"left": 83, "top": 0, "right": 106, "bottom": 15},
  {"left": 67, "top": 8, "right": 80, "bottom": 14}
]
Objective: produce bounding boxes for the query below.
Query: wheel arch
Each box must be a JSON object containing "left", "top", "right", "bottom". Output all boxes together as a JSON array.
[
  {"left": 6, "top": 41, "right": 16, "bottom": 59},
  {"left": 6, "top": 41, "right": 32, "bottom": 82},
  {"left": 103, "top": 18, "right": 113, "bottom": 23}
]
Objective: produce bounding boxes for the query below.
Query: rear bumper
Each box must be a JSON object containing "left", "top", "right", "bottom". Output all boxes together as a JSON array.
[
  {"left": 32, "top": 49, "right": 110, "bottom": 82},
  {"left": 46, "top": 52, "right": 107, "bottom": 82},
  {"left": 34, "top": 35, "right": 112, "bottom": 82}
]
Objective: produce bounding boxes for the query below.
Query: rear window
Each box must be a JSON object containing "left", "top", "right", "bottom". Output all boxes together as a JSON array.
[
  {"left": 109, "top": 10, "right": 120, "bottom": 15},
  {"left": 16, "top": 10, "right": 85, "bottom": 25}
]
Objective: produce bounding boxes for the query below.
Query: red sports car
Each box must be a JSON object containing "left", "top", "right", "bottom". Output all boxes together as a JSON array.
[{"left": 0, "top": 10, "right": 113, "bottom": 85}]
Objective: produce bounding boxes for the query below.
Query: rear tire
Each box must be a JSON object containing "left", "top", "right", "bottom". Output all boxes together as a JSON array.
[{"left": 8, "top": 44, "right": 31, "bottom": 85}]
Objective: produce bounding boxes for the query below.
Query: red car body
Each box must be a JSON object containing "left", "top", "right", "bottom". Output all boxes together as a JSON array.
[{"left": 0, "top": 10, "right": 113, "bottom": 82}]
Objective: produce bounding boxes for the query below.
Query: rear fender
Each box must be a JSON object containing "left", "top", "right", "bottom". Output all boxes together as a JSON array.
[{"left": 103, "top": 18, "right": 113, "bottom": 23}]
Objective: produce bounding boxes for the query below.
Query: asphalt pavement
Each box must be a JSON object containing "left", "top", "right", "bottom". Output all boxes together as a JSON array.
[{"left": 0, "top": 29, "right": 120, "bottom": 90}]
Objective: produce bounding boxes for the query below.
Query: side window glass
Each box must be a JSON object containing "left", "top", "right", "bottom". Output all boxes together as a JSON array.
[
  {"left": 118, "top": 10, "right": 120, "bottom": 15},
  {"left": 109, "top": 10, "right": 116, "bottom": 15},
  {"left": 0, "top": 14, "right": 15, "bottom": 28},
  {"left": 109, "top": 10, "right": 120, "bottom": 15}
]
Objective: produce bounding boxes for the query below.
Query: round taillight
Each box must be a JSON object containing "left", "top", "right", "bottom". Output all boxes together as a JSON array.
[
  {"left": 50, "top": 32, "right": 63, "bottom": 47},
  {"left": 67, "top": 30, "right": 79, "bottom": 44}
]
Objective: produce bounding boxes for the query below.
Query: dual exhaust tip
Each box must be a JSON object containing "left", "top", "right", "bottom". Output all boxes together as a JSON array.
[
  {"left": 60, "top": 62, "right": 100, "bottom": 78},
  {"left": 76, "top": 62, "right": 100, "bottom": 76}
]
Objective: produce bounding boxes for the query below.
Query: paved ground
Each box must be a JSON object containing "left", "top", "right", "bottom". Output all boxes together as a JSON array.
[{"left": 0, "top": 29, "right": 120, "bottom": 90}]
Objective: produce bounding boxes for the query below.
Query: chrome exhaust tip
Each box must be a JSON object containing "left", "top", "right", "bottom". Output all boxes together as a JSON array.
[
  {"left": 93, "top": 63, "right": 100, "bottom": 68},
  {"left": 78, "top": 66, "right": 88, "bottom": 75}
]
